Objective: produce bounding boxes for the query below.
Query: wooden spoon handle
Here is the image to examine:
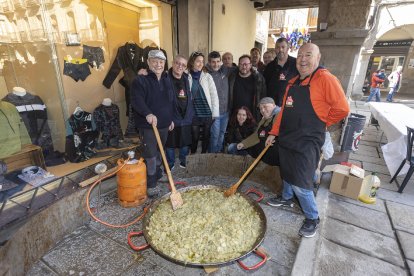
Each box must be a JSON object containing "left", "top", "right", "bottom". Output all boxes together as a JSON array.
[
  {"left": 233, "top": 144, "right": 271, "bottom": 191},
  {"left": 151, "top": 124, "right": 177, "bottom": 193}
]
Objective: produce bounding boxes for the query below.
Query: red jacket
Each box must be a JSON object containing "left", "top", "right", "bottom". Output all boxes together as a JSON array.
[
  {"left": 371, "top": 72, "right": 384, "bottom": 88},
  {"left": 269, "top": 68, "right": 350, "bottom": 136}
]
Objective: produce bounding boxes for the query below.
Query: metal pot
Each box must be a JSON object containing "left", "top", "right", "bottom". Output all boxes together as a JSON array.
[{"left": 128, "top": 185, "right": 268, "bottom": 270}]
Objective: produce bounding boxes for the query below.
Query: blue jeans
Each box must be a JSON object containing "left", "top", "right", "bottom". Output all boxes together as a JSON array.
[
  {"left": 209, "top": 112, "right": 229, "bottom": 153},
  {"left": 282, "top": 180, "right": 319, "bottom": 219},
  {"left": 386, "top": 87, "right": 397, "bottom": 102},
  {"left": 227, "top": 143, "right": 248, "bottom": 155},
  {"left": 366, "top": 87, "right": 380, "bottom": 102},
  {"left": 166, "top": 146, "right": 189, "bottom": 168}
]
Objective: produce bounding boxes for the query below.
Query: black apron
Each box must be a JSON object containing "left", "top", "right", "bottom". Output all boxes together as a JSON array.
[
  {"left": 278, "top": 68, "right": 325, "bottom": 190},
  {"left": 247, "top": 115, "right": 280, "bottom": 166}
]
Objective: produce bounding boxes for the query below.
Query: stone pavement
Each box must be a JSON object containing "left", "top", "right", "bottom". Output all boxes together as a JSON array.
[
  {"left": 26, "top": 99, "right": 414, "bottom": 275},
  {"left": 27, "top": 176, "right": 305, "bottom": 275}
]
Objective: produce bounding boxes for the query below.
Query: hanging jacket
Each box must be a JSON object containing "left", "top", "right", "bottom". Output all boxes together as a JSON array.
[
  {"left": 103, "top": 43, "right": 145, "bottom": 89},
  {"left": 2, "top": 92, "right": 54, "bottom": 155},
  {"left": 0, "top": 101, "right": 31, "bottom": 159}
]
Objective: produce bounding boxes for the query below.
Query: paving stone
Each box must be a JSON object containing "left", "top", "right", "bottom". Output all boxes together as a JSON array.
[
  {"left": 26, "top": 261, "right": 58, "bottom": 276},
  {"left": 352, "top": 145, "right": 380, "bottom": 158},
  {"left": 324, "top": 219, "right": 403, "bottom": 267},
  {"left": 378, "top": 189, "right": 414, "bottom": 207},
  {"left": 213, "top": 258, "right": 290, "bottom": 276},
  {"left": 361, "top": 133, "right": 386, "bottom": 143},
  {"left": 42, "top": 227, "right": 137, "bottom": 275},
  {"left": 260, "top": 204, "right": 304, "bottom": 239},
  {"left": 140, "top": 248, "right": 206, "bottom": 276},
  {"left": 362, "top": 162, "right": 391, "bottom": 176},
  {"left": 359, "top": 140, "right": 381, "bottom": 147},
  {"left": 350, "top": 152, "right": 386, "bottom": 166},
  {"left": 123, "top": 260, "right": 174, "bottom": 276},
  {"left": 347, "top": 159, "right": 363, "bottom": 168},
  {"left": 261, "top": 228, "right": 300, "bottom": 268},
  {"left": 88, "top": 191, "right": 145, "bottom": 249},
  {"left": 329, "top": 193, "right": 386, "bottom": 213},
  {"left": 387, "top": 202, "right": 414, "bottom": 235},
  {"left": 327, "top": 199, "right": 393, "bottom": 237},
  {"left": 315, "top": 239, "right": 406, "bottom": 276},
  {"left": 396, "top": 231, "right": 414, "bottom": 261},
  {"left": 407, "top": 260, "right": 414, "bottom": 276}
]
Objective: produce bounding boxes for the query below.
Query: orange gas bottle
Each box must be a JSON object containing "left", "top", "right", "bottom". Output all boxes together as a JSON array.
[{"left": 117, "top": 153, "right": 147, "bottom": 207}]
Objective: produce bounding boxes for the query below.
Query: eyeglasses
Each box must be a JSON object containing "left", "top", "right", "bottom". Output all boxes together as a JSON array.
[
  {"left": 239, "top": 63, "right": 251, "bottom": 67},
  {"left": 190, "top": 51, "right": 204, "bottom": 59},
  {"left": 174, "top": 61, "right": 187, "bottom": 68}
]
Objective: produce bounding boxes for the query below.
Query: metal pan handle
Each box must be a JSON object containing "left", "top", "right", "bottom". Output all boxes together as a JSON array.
[
  {"left": 127, "top": 231, "right": 150, "bottom": 251},
  {"left": 237, "top": 248, "right": 268, "bottom": 271},
  {"left": 245, "top": 188, "right": 264, "bottom": 202}
]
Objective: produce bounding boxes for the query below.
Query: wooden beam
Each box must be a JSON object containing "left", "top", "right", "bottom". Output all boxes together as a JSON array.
[{"left": 262, "top": 0, "right": 319, "bottom": 10}]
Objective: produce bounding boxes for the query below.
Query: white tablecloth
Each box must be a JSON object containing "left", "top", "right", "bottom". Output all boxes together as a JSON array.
[{"left": 368, "top": 102, "right": 414, "bottom": 176}]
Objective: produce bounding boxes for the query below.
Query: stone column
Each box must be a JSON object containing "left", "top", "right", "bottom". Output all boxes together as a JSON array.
[
  {"left": 312, "top": 0, "right": 372, "bottom": 97},
  {"left": 177, "top": 0, "right": 210, "bottom": 57},
  {"left": 352, "top": 48, "right": 374, "bottom": 100}
]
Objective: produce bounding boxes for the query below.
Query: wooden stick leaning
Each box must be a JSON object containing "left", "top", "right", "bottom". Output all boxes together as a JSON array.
[
  {"left": 224, "top": 144, "right": 271, "bottom": 197},
  {"left": 152, "top": 123, "right": 183, "bottom": 210}
]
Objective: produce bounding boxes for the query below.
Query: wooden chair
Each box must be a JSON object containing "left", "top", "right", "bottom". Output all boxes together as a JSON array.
[{"left": 390, "top": 126, "right": 414, "bottom": 193}]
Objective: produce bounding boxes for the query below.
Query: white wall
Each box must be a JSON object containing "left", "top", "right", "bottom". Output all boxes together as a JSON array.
[{"left": 211, "top": 0, "right": 256, "bottom": 61}]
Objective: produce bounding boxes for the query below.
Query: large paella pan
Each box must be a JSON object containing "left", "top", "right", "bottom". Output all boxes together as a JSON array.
[{"left": 128, "top": 185, "right": 268, "bottom": 269}]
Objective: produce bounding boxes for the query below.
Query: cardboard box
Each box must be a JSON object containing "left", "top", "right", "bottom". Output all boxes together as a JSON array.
[{"left": 323, "top": 164, "right": 365, "bottom": 200}]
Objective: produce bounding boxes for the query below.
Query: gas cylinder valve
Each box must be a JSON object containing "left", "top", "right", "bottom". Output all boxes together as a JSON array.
[{"left": 127, "top": 151, "right": 135, "bottom": 160}]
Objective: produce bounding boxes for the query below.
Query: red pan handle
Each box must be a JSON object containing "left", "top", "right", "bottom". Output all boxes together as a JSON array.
[
  {"left": 237, "top": 249, "right": 268, "bottom": 271},
  {"left": 167, "top": 181, "right": 187, "bottom": 190},
  {"left": 245, "top": 188, "right": 264, "bottom": 202},
  {"left": 127, "top": 231, "right": 150, "bottom": 251}
]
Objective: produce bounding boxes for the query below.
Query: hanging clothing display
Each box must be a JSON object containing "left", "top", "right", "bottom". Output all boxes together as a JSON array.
[
  {"left": 65, "top": 110, "right": 98, "bottom": 163},
  {"left": 103, "top": 43, "right": 145, "bottom": 137},
  {"left": 102, "top": 42, "right": 145, "bottom": 89},
  {"left": 93, "top": 103, "right": 124, "bottom": 148},
  {"left": 82, "top": 45, "right": 105, "bottom": 69},
  {"left": 2, "top": 92, "right": 54, "bottom": 156},
  {"left": 63, "top": 58, "right": 91, "bottom": 82},
  {"left": 0, "top": 101, "right": 31, "bottom": 159}
]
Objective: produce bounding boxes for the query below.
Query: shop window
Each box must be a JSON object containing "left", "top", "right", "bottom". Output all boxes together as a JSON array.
[{"left": 0, "top": 0, "right": 173, "bottom": 171}]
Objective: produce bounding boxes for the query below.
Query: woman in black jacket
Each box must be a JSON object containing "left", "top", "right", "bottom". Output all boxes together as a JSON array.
[{"left": 226, "top": 106, "right": 256, "bottom": 155}]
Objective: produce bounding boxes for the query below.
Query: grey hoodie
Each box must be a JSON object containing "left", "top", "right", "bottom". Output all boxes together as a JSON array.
[{"left": 206, "top": 64, "right": 232, "bottom": 114}]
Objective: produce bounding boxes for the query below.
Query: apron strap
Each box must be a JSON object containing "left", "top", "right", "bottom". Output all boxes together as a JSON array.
[{"left": 294, "top": 66, "right": 324, "bottom": 86}]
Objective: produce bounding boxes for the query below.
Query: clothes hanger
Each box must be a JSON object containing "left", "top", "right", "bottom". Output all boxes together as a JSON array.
[{"left": 73, "top": 102, "right": 83, "bottom": 115}]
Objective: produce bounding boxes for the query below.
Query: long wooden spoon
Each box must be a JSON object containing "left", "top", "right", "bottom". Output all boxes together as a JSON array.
[
  {"left": 224, "top": 144, "right": 271, "bottom": 197},
  {"left": 152, "top": 124, "right": 183, "bottom": 210}
]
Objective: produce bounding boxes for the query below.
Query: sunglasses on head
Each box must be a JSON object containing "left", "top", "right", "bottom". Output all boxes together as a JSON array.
[{"left": 190, "top": 51, "right": 204, "bottom": 59}]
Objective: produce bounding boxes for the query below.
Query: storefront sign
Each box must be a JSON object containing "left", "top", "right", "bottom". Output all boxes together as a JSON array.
[{"left": 375, "top": 40, "right": 413, "bottom": 47}]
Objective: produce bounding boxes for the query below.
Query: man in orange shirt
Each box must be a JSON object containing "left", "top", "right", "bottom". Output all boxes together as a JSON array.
[{"left": 265, "top": 43, "right": 350, "bottom": 238}]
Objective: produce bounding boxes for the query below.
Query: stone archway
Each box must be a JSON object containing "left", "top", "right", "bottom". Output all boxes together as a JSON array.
[{"left": 352, "top": 2, "right": 414, "bottom": 98}]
